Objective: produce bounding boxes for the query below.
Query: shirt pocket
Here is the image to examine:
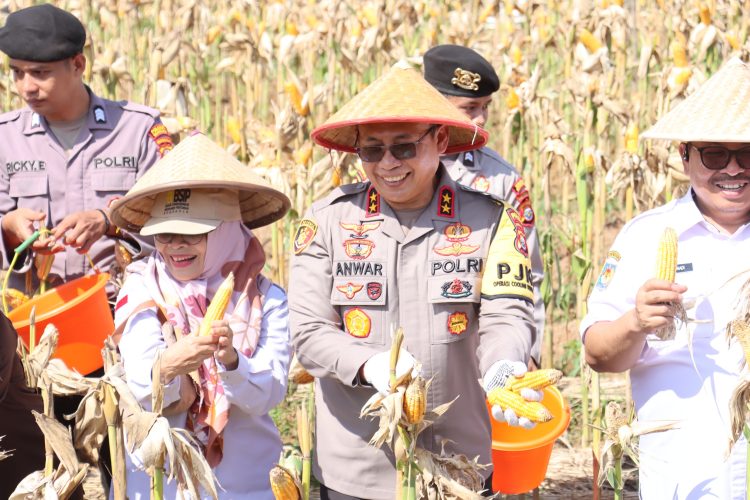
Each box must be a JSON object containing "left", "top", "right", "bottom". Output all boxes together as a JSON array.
[
  {"left": 428, "top": 275, "right": 480, "bottom": 344},
  {"left": 9, "top": 173, "right": 49, "bottom": 211},
  {"left": 90, "top": 168, "right": 136, "bottom": 194},
  {"left": 331, "top": 277, "right": 387, "bottom": 346}
]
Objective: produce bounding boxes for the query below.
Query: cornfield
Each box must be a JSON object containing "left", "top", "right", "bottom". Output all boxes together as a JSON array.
[{"left": 3, "top": 0, "right": 750, "bottom": 495}]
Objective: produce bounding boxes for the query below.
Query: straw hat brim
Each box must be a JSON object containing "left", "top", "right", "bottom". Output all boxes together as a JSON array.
[
  {"left": 109, "top": 133, "right": 290, "bottom": 232},
  {"left": 311, "top": 62, "right": 489, "bottom": 154},
  {"left": 642, "top": 57, "right": 750, "bottom": 143}
]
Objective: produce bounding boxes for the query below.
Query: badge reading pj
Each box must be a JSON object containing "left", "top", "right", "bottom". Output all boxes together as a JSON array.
[{"left": 480, "top": 207, "right": 534, "bottom": 302}]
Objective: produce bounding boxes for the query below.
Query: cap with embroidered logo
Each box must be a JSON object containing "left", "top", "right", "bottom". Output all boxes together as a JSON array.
[{"left": 423, "top": 44, "right": 500, "bottom": 98}]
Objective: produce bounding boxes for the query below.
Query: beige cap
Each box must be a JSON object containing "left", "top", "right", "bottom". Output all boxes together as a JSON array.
[
  {"left": 110, "top": 133, "right": 290, "bottom": 231},
  {"left": 140, "top": 188, "right": 242, "bottom": 236},
  {"left": 642, "top": 57, "right": 750, "bottom": 142},
  {"left": 311, "top": 61, "right": 488, "bottom": 154}
]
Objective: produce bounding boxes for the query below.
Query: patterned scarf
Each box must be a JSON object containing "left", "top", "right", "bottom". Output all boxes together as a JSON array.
[{"left": 137, "top": 221, "right": 267, "bottom": 466}]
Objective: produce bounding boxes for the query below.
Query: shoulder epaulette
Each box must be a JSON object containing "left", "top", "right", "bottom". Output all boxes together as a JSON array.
[
  {"left": 457, "top": 182, "right": 507, "bottom": 206},
  {"left": 0, "top": 109, "right": 23, "bottom": 126},
  {"left": 118, "top": 100, "right": 161, "bottom": 118},
  {"left": 311, "top": 182, "right": 369, "bottom": 211}
]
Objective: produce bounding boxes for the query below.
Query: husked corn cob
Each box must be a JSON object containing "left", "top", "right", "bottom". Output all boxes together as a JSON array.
[
  {"left": 579, "top": 28, "right": 602, "bottom": 53},
  {"left": 3, "top": 288, "right": 29, "bottom": 310},
  {"left": 487, "top": 387, "right": 553, "bottom": 423},
  {"left": 270, "top": 465, "right": 301, "bottom": 500},
  {"left": 732, "top": 320, "right": 750, "bottom": 367},
  {"left": 504, "top": 368, "right": 563, "bottom": 393},
  {"left": 403, "top": 376, "right": 427, "bottom": 424},
  {"left": 289, "top": 355, "right": 314, "bottom": 384},
  {"left": 655, "top": 227, "right": 677, "bottom": 282},
  {"left": 197, "top": 272, "right": 234, "bottom": 337}
]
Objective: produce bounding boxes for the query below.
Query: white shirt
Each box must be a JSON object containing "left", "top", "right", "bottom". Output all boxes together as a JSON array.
[
  {"left": 115, "top": 273, "right": 291, "bottom": 499},
  {"left": 581, "top": 191, "right": 749, "bottom": 499}
]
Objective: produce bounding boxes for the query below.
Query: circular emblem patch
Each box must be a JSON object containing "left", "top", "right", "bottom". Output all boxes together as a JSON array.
[
  {"left": 344, "top": 307, "right": 371, "bottom": 338},
  {"left": 447, "top": 311, "right": 469, "bottom": 335}
]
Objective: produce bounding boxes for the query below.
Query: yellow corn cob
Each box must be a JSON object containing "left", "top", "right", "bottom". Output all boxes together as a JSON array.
[
  {"left": 670, "top": 40, "right": 689, "bottom": 68},
  {"left": 699, "top": 3, "right": 711, "bottom": 25},
  {"left": 289, "top": 355, "right": 314, "bottom": 384},
  {"left": 504, "top": 368, "right": 563, "bottom": 392},
  {"left": 510, "top": 44, "right": 523, "bottom": 66},
  {"left": 403, "top": 376, "right": 427, "bottom": 424},
  {"left": 505, "top": 87, "right": 520, "bottom": 110},
  {"left": 655, "top": 228, "right": 677, "bottom": 282},
  {"left": 579, "top": 28, "right": 602, "bottom": 53},
  {"left": 3, "top": 288, "right": 29, "bottom": 311},
  {"left": 487, "top": 387, "right": 553, "bottom": 423},
  {"left": 732, "top": 320, "right": 750, "bottom": 367},
  {"left": 206, "top": 25, "right": 222, "bottom": 44},
  {"left": 293, "top": 143, "right": 313, "bottom": 166},
  {"left": 625, "top": 123, "right": 639, "bottom": 154},
  {"left": 284, "top": 82, "right": 309, "bottom": 116},
  {"left": 269, "top": 465, "right": 301, "bottom": 500},
  {"left": 226, "top": 117, "right": 243, "bottom": 145},
  {"left": 197, "top": 272, "right": 234, "bottom": 337},
  {"left": 726, "top": 31, "right": 741, "bottom": 51}
]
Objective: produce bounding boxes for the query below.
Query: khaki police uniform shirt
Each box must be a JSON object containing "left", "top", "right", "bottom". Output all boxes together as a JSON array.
[
  {"left": 0, "top": 89, "right": 172, "bottom": 291},
  {"left": 289, "top": 167, "right": 535, "bottom": 499},
  {"left": 443, "top": 147, "right": 544, "bottom": 364}
]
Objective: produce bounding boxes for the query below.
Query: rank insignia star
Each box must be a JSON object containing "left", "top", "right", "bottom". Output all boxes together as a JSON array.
[
  {"left": 366, "top": 186, "right": 380, "bottom": 217},
  {"left": 437, "top": 186, "right": 454, "bottom": 218}
]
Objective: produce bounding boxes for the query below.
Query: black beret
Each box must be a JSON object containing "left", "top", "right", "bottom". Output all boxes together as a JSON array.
[
  {"left": 0, "top": 4, "right": 85, "bottom": 62},
  {"left": 423, "top": 44, "right": 500, "bottom": 98}
]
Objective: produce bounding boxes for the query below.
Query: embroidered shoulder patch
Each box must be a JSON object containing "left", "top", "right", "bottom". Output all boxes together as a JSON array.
[
  {"left": 437, "top": 185, "right": 455, "bottom": 217},
  {"left": 293, "top": 219, "right": 318, "bottom": 254},
  {"left": 148, "top": 120, "right": 174, "bottom": 157},
  {"left": 480, "top": 207, "right": 534, "bottom": 302},
  {"left": 595, "top": 250, "right": 621, "bottom": 290}
]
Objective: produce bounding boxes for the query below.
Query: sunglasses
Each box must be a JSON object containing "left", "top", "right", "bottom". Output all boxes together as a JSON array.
[
  {"left": 355, "top": 125, "right": 438, "bottom": 163},
  {"left": 154, "top": 233, "right": 206, "bottom": 245},
  {"left": 688, "top": 144, "right": 750, "bottom": 170}
]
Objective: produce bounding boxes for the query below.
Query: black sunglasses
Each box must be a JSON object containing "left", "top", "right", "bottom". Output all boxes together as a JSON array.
[
  {"left": 355, "top": 125, "right": 438, "bottom": 163},
  {"left": 154, "top": 233, "right": 206, "bottom": 245},
  {"left": 687, "top": 144, "right": 750, "bottom": 170}
]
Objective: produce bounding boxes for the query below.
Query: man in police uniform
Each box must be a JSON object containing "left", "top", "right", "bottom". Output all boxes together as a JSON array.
[
  {"left": 423, "top": 45, "right": 545, "bottom": 367},
  {"left": 0, "top": 4, "right": 172, "bottom": 297},
  {"left": 289, "top": 63, "right": 537, "bottom": 499}
]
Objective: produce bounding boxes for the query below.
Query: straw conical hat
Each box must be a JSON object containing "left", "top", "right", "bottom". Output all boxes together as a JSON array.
[
  {"left": 109, "top": 133, "right": 290, "bottom": 231},
  {"left": 311, "top": 62, "right": 489, "bottom": 154},
  {"left": 642, "top": 57, "right": 750, "bottom": 142}
]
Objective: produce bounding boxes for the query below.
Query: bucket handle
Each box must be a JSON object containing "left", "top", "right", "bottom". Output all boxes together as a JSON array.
[{"left": 1, "top": 230, "right": 102, "bottom": 314}]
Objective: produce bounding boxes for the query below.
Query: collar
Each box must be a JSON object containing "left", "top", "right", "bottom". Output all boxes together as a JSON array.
[
  {"left": 23, "top": 86, "right": 112, "bottom": 135},
  {"left": 360, "top": 165, "right": 459, "bottom": 243}
]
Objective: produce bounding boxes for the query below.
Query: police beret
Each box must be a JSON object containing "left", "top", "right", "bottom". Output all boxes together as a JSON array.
[
  {"left": 0, "top": 4, "right": 86, "bottom": 62},
  {"left": 423, "top": 45, "right": 500, "bottom": 98}
]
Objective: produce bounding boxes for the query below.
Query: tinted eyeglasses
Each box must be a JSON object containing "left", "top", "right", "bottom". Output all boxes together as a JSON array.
[
  {"left": 154, "top": 233, "right": 206, "bottom": 245},
  {"left": 688, "top": 144, "right": 750, "bottom": 170},
  {"left": 355, "top": 125, "right": 438, "bottom": 163}
]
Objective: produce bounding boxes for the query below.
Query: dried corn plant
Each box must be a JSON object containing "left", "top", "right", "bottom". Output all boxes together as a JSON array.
[
  {"left": 596, "top": 401, "right": 679, "bottom": 500},
  {"left": 360, "top": 329, "right": 486, "bottom": 499}
]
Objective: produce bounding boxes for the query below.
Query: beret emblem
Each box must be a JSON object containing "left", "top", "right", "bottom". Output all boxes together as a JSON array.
[{"left": 451, "top": 68, "right": 481, "bottom": 91}]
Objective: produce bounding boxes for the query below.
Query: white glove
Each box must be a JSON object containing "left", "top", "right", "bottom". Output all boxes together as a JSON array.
[
  {"left": 483, "top": 360, "right": 542, "bottom": 430},
  {"left": 362, "top": 349, "right": 415, "bottom": 395}
]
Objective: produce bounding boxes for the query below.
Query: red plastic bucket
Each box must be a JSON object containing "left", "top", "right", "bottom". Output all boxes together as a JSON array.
[
  {"left": 488, "top": 386, "right": 570, "bottom": 494},
  {"left": 8, "top": 273, "right": 113, "bottom": 375}
]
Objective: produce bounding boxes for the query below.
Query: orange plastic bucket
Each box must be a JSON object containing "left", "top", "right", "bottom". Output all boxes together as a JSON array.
[
  {"left": 8, "top": 273, "right": 113, "bottom": 376},
  {"left": 488, "top": 385, "right": 570, "bottom": 494}
]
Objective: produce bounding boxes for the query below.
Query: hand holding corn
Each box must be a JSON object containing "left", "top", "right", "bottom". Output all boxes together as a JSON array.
[
  {"left": 630, "top": 229, "right": 687, "bottom": 338},
  {"left": 483, "top": 360, "right": 544, "bottom": 429}
]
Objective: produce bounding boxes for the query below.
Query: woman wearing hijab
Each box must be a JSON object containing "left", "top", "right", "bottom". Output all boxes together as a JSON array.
[{"left": 109, "top": 133, "right": 291, "bottom": 499}]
